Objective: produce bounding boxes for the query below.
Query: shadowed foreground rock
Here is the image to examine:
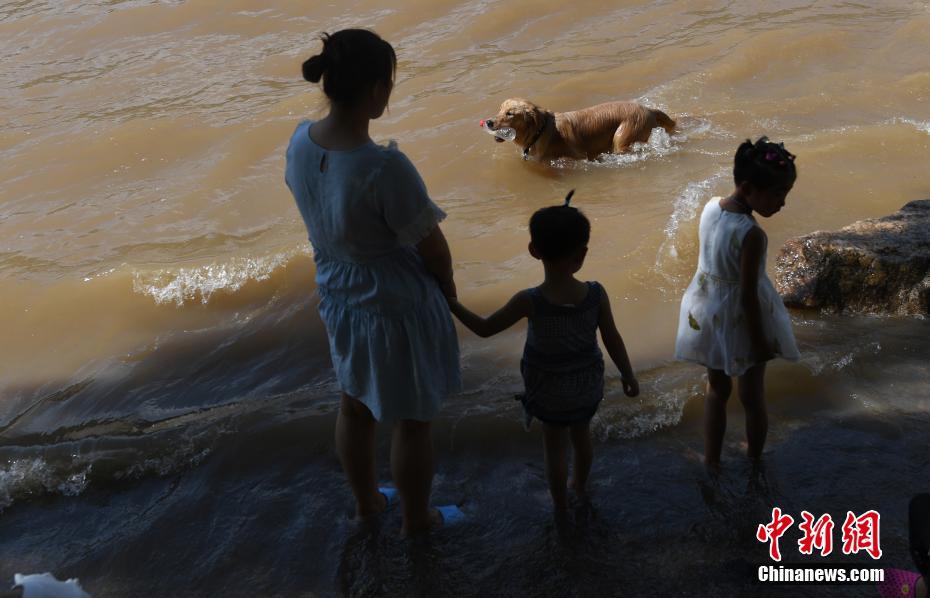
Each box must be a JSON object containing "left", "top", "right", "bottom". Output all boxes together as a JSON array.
[{"left": 776, "top": 199, "right": 930, "bottom": 315}]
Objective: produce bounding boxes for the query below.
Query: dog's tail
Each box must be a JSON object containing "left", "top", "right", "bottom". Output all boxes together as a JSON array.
[{"left": 653, "top": 109, "right": 676, "bottom": 133}]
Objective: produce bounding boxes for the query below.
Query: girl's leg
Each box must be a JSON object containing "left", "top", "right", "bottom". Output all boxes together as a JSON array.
[
  {"left": 391, "top": 418, "right": 435, "bottom": 535},
  {"left": 568, "top": 420, "right": 593, "bottom": 499},
  {"left": 738, "top": 363, "right": 768, "bottom": 462},
  {"left": 543, "top": 424, "right": 570, "bottom": 511},
  {"left": 704, "top": 368, "right": 732, "bottom": 469},
  {"left": 336, "top": 393, "right": 384, "bottom": 518}
]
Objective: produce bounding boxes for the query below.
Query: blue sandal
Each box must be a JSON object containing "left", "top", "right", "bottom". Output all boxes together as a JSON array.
[
  {"left": 435, "top": 504, "right": 466, "bottom": 526},
  {"left": 379, "top": 486, "right": 400, "bottom": 509}
]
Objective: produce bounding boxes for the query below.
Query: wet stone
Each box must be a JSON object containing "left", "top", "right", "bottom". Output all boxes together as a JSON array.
[{"left": 776, "top": 199, "right": 930, "bottom": 315}]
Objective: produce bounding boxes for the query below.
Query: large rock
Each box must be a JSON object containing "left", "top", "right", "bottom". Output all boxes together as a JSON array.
[{"left": 775, "top": 200, "right": 930, "bottom": 315}]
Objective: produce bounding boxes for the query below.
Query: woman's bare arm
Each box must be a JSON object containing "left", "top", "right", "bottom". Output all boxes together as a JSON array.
[{"left": 416, "top": 224, "right": 456, "bottom": 298}]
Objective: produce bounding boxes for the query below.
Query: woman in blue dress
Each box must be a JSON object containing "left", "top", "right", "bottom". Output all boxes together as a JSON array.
[{"left": 286, "top": 29, "right": 462, "bottom": 534}]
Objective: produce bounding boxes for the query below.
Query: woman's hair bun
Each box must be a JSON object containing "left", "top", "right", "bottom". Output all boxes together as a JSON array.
[
  {"left": 302, "top": 54, "right": 326, "bottom": 83},
  {"left": 301, "top": 29, "right": 396, "bottom": 107}
]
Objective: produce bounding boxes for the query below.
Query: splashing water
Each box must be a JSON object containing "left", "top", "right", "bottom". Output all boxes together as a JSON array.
[
  {"left": 653, "top": 170, "right": 729, "bottom": 287},
  {"left": 0, "top": 458, "right": 91, "bottom": 514},
  {"left": 551, "top": 114, "right": 713, "bottom": 169},
  {"left": 897, "top": 117, "right": 930, "bottom": 135}
]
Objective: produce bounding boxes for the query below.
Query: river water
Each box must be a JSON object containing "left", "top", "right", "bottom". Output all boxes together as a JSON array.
[{"left": 1, "top": 1, "right": 929, "bottom": 595}]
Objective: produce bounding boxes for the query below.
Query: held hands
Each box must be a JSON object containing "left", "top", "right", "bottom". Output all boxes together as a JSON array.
[
  {"left": 438, "top": 277, "right": 457, "bottom": 300},
  {"left": 621, "top": 376, "right": 640, "bottom": 398}
]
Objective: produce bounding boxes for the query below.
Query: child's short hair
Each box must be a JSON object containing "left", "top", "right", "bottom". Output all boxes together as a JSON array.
[
  {"left": 302, "top": 29, "right": 396, "bottom": 108},
  {"left": 734, "top": 136, "right": 797, "bottom": 190},
  {"left": 529, "top": 191, "right": 590, "bottom": 261}
]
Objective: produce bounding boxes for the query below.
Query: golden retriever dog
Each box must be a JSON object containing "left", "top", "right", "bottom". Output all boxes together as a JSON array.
[{"left": 485, "top": 98, "right": 676, "bottom": 161}]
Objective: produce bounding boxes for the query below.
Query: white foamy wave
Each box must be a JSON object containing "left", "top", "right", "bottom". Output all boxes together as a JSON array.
[
  {"left": 654, "top": 170, "right": 729, "bottom": 284},
  {"left": 592, "top": 371, "right": 701, "bottom": 440},
  {"left": 897, "top": 117, "right": 930, "bottom": 135},
  {"left": 113, "top": 446, "right": 212, "bottom": 480},
  {"left": 0, "top": 442, "right": 214, "bottom": 513},
  {"left": 0, "top": 458, "right": 90, "bottom": 514},
  {"left": 663, "top": 170, "right": 728, "bottom": 248},
  {"left": 801, "top": 341, "right": 882, "bottom": 376},
  {"left": 132, "top": 246, "right": 311, "bottom": 306}
]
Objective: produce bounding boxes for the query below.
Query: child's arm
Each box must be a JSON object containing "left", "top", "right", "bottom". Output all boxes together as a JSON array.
[
  {"left": 596, "top": 285, "right": 639, "bottom": 397},
  {"left": 448, "top": 291, "right": 533, "bottom": 338},
  {"left": 740, "top": 226, "right": 775, "bottom": 362}
]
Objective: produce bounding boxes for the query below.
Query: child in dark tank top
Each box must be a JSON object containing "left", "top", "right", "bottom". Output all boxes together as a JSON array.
[{"left": 448, "top": 190, "right": 639, "bottom": 512}]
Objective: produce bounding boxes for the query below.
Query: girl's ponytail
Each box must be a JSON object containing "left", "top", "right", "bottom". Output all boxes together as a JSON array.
[
  {"left": 733, "top": 136, "right": 796, "bottom": 189},
  {"left": 734, "top": 138, "right": 755, "bottom": 162}
]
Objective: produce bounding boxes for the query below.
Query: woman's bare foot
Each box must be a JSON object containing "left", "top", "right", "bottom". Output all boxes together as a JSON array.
[
  {"left": 704, "top": 458, "right": 721, "bottom": 477},
  {"left": 355, "top": 490, "right": 388, "bottom": 520},
  {"left": 400, "top": 506, "right": 448, "bottom": 537},
  {"left": 569, "top": 480, "right": 590, "bottom": 504}
]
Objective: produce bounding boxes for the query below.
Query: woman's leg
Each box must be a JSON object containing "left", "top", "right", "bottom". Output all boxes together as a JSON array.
[
  {"left": 335, "top": 393, "right": 383, "bottom": 518},
  {"left": 543, "top": 424, "right": 570, "bottom": 511},
  {"left": 391, "top": 418, "right": 435, "bottom": 535},
  {"left": 704, "top": 368, "right": 733, "bottom": 469},
  {"left": 738, "top": 363, "right": 768, "bottom": 462},
  {"left": 568, "top": 420, "right": 593, "bottom": 500}
]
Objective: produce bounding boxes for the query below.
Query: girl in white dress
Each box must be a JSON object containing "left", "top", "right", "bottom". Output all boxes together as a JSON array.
[{"left": 675, "top": 137, "right": 800, "bottom": 470}]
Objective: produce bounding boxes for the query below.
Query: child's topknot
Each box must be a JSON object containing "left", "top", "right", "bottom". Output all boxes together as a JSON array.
[
  {"left": 529, "top": 189, "right": 590, "bottom": 261},
  {"left": 733, "top": 136, "right": 797, "bottom": 190}
]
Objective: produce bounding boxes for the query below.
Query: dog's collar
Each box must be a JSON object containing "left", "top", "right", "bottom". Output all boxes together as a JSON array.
[{"left": 523, "top": 113, "right": 550, "bottom": 160}]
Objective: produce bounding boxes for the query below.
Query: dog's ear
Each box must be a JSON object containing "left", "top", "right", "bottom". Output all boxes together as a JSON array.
[{"left": 523, "top": 103, "right": 542, "bottom": 131}]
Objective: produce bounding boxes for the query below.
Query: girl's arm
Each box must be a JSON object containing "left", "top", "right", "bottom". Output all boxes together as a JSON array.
[
  {"left": 448, "top": 291, "right": 533, "bottom": 338},
  {"left": 417, "top": 225, "right": 456, "bottom": 298},
  {"left": 740, "top": 226, "right": 775, "bottom": 362},
  {"left": 597, "top": 286, "right": 639, "bottom": 397}
]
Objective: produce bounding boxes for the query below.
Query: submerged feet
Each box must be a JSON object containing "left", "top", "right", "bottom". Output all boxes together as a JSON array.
[
  {"left": 401, "top": 505, "right": 466, "bottom": 537},
  {"left": 354, "top": 487, "right": 393, "bottom": 521},
  {"left": 569, "top": 479, "right": 590, "bottom": 503},
  {"left": 355, "top": 485, "right": 466, "bottom": 536}
]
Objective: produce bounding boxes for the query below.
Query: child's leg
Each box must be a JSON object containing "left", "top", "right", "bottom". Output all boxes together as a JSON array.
[
  {"left": 391, "top": 418, "right": 435, "bottom": 535},
  {"left": 704, "top": 368, "right": 732, "bottom": 469},
  {"left": 568, "top": 420, "right": 593, "bottom": 499},
  {"left": 542, "top": 424, "right": 570, "bottom": 510},
  {"left": 738, "top": 363, "right": 768, "bottom": 462},
  {"left": 336, "top": 393, "right": 383, "bottom": 518}
]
